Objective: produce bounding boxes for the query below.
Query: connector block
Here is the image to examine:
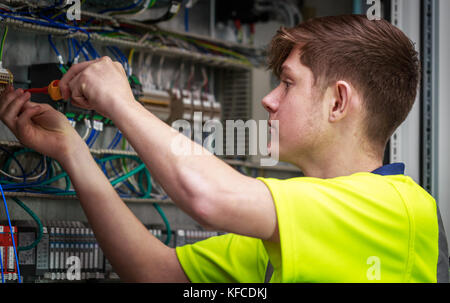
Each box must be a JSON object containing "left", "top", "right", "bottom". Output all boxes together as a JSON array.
[{"left": 0, "top": 68, "right": 13, "bottom": 96}]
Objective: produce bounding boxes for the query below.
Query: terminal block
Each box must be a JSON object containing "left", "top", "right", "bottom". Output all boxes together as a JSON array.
[{"left": 0, "top": 67, "right": 13, "bottom": 96}]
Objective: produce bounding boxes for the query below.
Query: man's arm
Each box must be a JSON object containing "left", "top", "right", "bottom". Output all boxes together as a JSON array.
[
  {"left": 61, "top": 139, "right": 190, "bottom": 282},
  {"left": 113, "top": 101, "right": 279, "bottom": 242},
  {"left": 0, "top": 88, "right": 189, "bottom": 282},
  {"left": 60, "top": 57, "right": 279, "bottom": 242}
]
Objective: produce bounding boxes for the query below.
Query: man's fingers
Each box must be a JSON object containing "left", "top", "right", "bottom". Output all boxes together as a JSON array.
[
  {"left": 59, "top": 59, "right": 100, "bottom": 100},
  {"left": 68, "top": 72, "right": 92, "bottom": 109},
  {"left": 60, "top": 56, "right": 113, "bottom": 100},
  {"left": 15, "top": 103, "right": 41, "bottom": 136},
  {"left": 113, "top": 61, "right": 126, "bottom": 75},
  {"left": 0, "top": 87, "right": 24, "bottom": 115},
  {"left": 2, "top": 90, "right": 30, "bottom": 128}
]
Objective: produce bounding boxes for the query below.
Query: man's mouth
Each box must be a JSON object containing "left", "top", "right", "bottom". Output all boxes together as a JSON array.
[{"left": 268, "top": 120, "right": 277, "bottom": 132}]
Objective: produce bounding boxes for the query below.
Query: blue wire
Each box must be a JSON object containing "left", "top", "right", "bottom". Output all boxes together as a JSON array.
[
  {"left": 83, "top": 0, "right": 144, "bottom": 27},
  {"left": 112, "top": 46, "right": 130, "bottom": 75},
  {"left": 88, "top": 130, "right": 100, "bottom": 148},
  {"left": 38, "top": 157, "right": 51, "bottom": 183},
  {"left": 99, "top": 158, "right": 138, "bottom": 197},
  {"left": 67, "top": 38, "right": 72, "bottom": 63},
  {"left": 55, "top": 13, "right": 67, "bottom": 24},
  {"left": 93, "top": 131, "right": 101, "bottom": 146},
  {"left": 0, "top": 184, "right": 21, "bottom": 283},
  {"left": 99, "top": 0, "right": 144, "bottom": 14},
  {"left": 112, "top": 133, "right": 122, "bottom": 149},
  {"left": 85, "top": 41, "right": 100, "bottom": 59},
  {"left": 104, "top": 162, "right": 139, "bottom": 196},
  {"left": 104, "top": 158, "right": 143, "bottom": 196},
  {"left": 184, "top": 7, "right": 189, "bottom": 32},
  {"left": 39, "top": 0, "right": 64, "bottom": 19},
  {"left": 0, "top": 13, "right": 88, "bottom": 34},
  {"left": 89, "top": 131, "right": 100, "bottom": 147},
  {"left": 0, "top": 167, "right": 54, "bottom": 189},
  {"left": 0, "top": 10, "right": 32, "bottom": 16},
  {"left": 70, "top": 38, "right": 82, "bottom": 63},
  {"left": 96, "top": 29, "right": 119, "bottom": 35},
  {"left": 0, "top": 12, "right": 92, "bottom": 62},
  {"left": 108, "top": 130, "right": 122, "bottom": 149},
  {"left": 84, "top": 41, "right": 98, "bottom": 59},
  {"left": 0, "top": 146, "right": 27, "bottom": 182},
  {"left": 85, "top": 129, "right": 94, "bottom": 145},
  {"left": 107, "top": 46, "right": 124, "bottom": 64},
  {"left": 107, "top": 46, "right": 130, "bottom": 75},
  {"left": 71, "top": 38, "right": 77, "bottom": 60},
  {"left": 0, "top": 157, "right": 52, "bottom": 189},
  {"left": 48, "top": 35, "right": 61, "bottom": 57},
  {"left": 107, "top": 132, "right": 119, "bottom": 149},
  {"left": 72, "top": 38, "right": 90, "bottom": 61},
  {"left": 6, "top": 155, "right": 44, "bottom": 180},
  {"left": 112, "top": 46, "right": 128, "bottom": 64},
  {"left": 85, "top": 129, "right": 97, "bottom": 146},
  {"left": 48, "top": 34, "right": 66, "bottom": 72}
]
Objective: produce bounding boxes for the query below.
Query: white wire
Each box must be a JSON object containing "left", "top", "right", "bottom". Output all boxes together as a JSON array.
[
  {"left": 186, "top": 63, "right": 195, "bottom": 90},
  {"left": 120, "top": 158, "right": 141, "bottom": 191},
  {"left": 0, "top": 155, "right": 47, "bottom": 182},
  {"left": 157, "top": 56, "right": 165, "bottom": 90},
  {"left": 137, "top": 50, "right": 144, "bottom": 79},
  {"left": 201, "top": 67, "right": 208, "bottom": 92},
  {"left": 175, "top": 61, "right": 184, "bottom": 90},
  {"left": 81, "top": 119, "right": 91, "bottom": 141},
  {"left": 284, "top": 1, "right": 302, "bottom": 25},
  {"left": 112, "top": 0, "right": 151, "bottom": 19},
  {"left": 143, "top": 53, "right": 154, "bottom": 90},
  {"left": 150, "top": 175, "right": 167, "bottom": 197}
]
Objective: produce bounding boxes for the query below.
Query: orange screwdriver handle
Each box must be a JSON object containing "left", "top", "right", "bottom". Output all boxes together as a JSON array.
[{"left": 48, "top": 80, "right": 62, "bottom": 101}]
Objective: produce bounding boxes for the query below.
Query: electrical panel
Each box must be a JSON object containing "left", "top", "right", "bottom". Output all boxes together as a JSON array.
[
  {"left": 5, "top": 220, "right": 224, "bottom": 282},
  {"left": 0, "top": 0, "right": 303, "bottom": 283}
]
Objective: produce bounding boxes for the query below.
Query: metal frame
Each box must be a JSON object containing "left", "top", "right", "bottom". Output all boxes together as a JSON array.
[
  {"left": 421, "top": 0, "right": 439, "bottom": 197},
  {"left": 437, "top": 0, "right": 450, "bottom": 251},
  {"left": 389, "top": 0, "right": 421, "bottom": 184}
]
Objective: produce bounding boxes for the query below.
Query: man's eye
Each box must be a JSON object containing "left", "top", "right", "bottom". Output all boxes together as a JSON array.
[{"left": 283, "top": 81, "right": 291, "bottom": 88}]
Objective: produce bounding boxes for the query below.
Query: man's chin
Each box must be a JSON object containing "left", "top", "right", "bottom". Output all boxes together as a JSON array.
[{"left": 267, "top": 143, "right": 282, "bottom": 159}]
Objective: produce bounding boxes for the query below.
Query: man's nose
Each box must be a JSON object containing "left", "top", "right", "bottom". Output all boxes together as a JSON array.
[{"left": 261, "top": 89, "right": 279, "bottom": 113}]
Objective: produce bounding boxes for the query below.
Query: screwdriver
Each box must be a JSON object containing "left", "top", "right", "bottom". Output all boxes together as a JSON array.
[{"left": 24, "top": 80, "right": 62, "bottom": 101}]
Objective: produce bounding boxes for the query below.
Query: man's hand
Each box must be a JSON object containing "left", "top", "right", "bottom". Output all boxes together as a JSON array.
[
  {"left": 0, "top": 86, "right": 83, "bottom": 163},
  {"left": 59, "top": 56, "right": 136, "bottom": 119}
]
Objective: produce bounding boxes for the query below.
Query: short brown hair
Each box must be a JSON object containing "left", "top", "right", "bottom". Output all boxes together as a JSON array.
[{"left": 268, "top": 15, "right": 420, "bottom": 148}]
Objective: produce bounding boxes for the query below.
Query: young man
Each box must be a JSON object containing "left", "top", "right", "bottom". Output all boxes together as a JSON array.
[{"left": 0, "top": 15, "right": 447, "bottom": 282}]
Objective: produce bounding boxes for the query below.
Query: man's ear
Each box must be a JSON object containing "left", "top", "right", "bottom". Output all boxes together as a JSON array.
[{"left": 328, "top": 80, "right": 353, "bottom": 123}]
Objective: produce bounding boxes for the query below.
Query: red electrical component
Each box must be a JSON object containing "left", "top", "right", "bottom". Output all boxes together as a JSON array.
[{"left": 0, "top": 225, "right": 18, "bottom": 281}]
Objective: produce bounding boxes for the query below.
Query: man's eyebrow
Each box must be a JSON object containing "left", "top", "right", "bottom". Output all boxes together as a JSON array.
[
  {"left": 280, "top": 65, "right": 295, "bottom": 76},
  {"left": 280, "top": 65, "right": 298, "bottom": 79}
]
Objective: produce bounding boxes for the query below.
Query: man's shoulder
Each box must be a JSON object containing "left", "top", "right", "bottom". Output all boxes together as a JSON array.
[{"left": 258, "top": 172, "right": 433, "bottom": 202}]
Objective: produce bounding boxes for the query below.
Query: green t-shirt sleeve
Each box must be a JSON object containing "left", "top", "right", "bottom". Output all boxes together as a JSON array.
[{"left": 175, "top": 233, "right": 269, "bottom": 283}]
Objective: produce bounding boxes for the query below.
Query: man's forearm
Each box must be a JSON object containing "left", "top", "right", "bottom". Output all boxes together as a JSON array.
[
  {"left": 57, "top": 57, "right": 278, "bottom": 242},
  {"left": 111, "top": 100, "right": 244, "bottom": 227},
  {"left": 60, "top": 140, "right": 188, "bottom": 282}
]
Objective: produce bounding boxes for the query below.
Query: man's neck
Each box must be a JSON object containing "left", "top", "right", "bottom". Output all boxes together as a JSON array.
[{"left": 292, "top": 142, "right": 384, "bottom": 179}]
